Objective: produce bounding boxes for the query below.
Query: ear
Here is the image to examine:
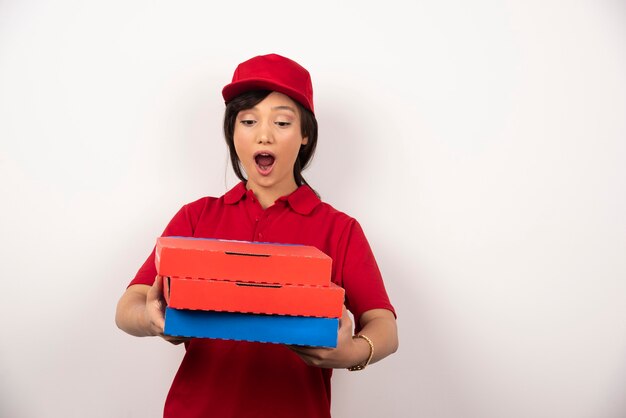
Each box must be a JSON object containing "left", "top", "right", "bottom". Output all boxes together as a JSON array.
[{"left": 301, "top": 136, "right": 308, "bottom": 146}]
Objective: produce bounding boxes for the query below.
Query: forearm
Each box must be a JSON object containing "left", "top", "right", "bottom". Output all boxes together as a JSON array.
[
  {"left": 354, "top": 309, "right": 399, "bottom": 366},
  {"left": 115, "top": 285, "right": 154, "bottom": 337}
]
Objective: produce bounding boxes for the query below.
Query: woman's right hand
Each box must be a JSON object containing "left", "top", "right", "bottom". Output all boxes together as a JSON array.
[
  {"left": 146, "top": 275, "right": 191, "bottom": 345},
  {"left": 144, "top": 275, "right": 167, "bottom": 335},
  {"left": 116, "top": 276, "right": 190, "bottom": 345}
]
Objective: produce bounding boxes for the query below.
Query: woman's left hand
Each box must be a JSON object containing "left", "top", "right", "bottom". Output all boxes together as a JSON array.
[{"left": 288, "top": 305, "right": 369, "bottom": 369}]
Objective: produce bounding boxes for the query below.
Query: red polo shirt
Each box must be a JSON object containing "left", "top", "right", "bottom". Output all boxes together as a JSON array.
[{"left": 129, "top": 182, "right": 395, "bottom": 418}]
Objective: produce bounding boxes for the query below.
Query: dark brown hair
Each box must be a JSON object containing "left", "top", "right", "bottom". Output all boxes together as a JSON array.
[{"left": 223, "top": 90, "right": 318, "bottom": 190}]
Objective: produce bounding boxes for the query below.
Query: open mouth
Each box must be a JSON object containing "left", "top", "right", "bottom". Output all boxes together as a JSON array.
[{"left": 254, "top": 152, "right": 276, "bottom": 174}]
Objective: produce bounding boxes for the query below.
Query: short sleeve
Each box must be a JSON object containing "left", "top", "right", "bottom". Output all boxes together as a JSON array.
[
  {"left": 338, "top": 220, "right": 396, "bottom": 328},
  {"left": 127, "top": 204, "right": 196, "bottom": 287}
]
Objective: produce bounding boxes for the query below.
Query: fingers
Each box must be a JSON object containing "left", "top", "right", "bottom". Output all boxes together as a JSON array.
[
  {"left": 288, "top": 309, "right": 353, "bottom": 369},
  {"left": 288, "top": 345, "right": 331, "bottom": 367},
  {"left": 338, "top": 305, "right": 352, "bottom": 330},
  {"left": 161, "top": 334, "right": 191, "bottom": 345},
  {"left": 147, "top": 275, "right": 164, "bottom": 303},
  {"left": 337, "top": 306, "right": 354, "bottom": 342},
  {"left": 151, "top": 308, "right": 165, "bottom": 333},
  {"left": 288, "top": 345, "right": 317, "bottom": 355},
  {"left": 154, "top": 274, "right": 163, "bottom": 290},
  {"left": 150, "top": 276, "right": 186, "bottom": 344},
  {"left": 143, "top": 275, "right": 167, "bottom": 335}
]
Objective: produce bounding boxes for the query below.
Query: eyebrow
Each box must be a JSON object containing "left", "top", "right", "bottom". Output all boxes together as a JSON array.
[
  {"left": 271, "top": 105, "right": 296, "bottom": 113},
  {"left": 241, "top": 105, "right": 297, "bottom": 114}
]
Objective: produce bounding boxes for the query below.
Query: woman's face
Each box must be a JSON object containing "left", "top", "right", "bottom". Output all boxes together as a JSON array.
[{"left": 234, "top": 91, "right": 308, "bottom": 197}]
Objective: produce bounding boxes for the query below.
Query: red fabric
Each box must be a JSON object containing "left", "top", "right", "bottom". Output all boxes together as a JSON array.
[
  {"left": 130, "top": 182, "right": 395, "bottom": 418},
  {"left": 221, "top": 53, "right": 315, "bottom": 113}
]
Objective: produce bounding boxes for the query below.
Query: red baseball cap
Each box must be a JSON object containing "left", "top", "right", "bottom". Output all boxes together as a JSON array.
[{"left": 222, "top": 53, "right": 315, "bottom": 114}]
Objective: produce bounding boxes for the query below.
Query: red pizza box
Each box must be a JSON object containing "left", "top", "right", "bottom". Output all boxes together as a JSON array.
[
  {"left": 156, "top": 237, "right": 332, "bottom": 286},
  {"left": 164, "top": 276, "right": 344, "bottom": 318}
]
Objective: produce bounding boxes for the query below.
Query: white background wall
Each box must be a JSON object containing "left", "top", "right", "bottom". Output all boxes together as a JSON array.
[{"left": 1, "top": 1, "right": 625, "bottom": 417}]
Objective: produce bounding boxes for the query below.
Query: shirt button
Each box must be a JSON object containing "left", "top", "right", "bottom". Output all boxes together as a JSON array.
[{"left": 258, "top": 233, "right": 263, "bottom": 240}]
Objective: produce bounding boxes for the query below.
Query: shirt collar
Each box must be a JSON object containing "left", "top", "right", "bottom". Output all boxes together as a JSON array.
[
  {"left": 223, "top": 182, "right": 248, "bottom": 205},
  {"left": 224, "top": 181, "right": 321, "bottom": 215},
  {"left": 278, "top": 184, "right": 321, "bottom": 215}
]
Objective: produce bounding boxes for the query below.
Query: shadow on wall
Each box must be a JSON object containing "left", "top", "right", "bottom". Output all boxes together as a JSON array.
[
  {"left": 377, "top": 244, "right": 483, "bottom": 417},
  {"left": 603, "top": 357, "right": 626, "bottom": 418}
]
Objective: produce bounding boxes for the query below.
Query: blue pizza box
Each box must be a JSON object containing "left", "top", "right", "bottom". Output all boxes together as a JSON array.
[{"left": 164, "top": 307, "right": 339, "bottom": 348}]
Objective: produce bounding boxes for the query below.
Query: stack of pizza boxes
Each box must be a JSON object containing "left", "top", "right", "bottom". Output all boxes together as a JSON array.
[{"left": 156, "top": 237, "right": 344, "bottom": 347}]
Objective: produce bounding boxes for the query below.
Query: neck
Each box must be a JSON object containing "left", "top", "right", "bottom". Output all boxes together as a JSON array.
[{"left": 246, "top": 181, "right": 299, "bottom": 209}]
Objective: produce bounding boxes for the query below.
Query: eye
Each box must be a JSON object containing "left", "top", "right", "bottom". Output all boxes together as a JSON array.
[
  {"left": 275, "top": 121, "right": 291, "bottom": 127},
  {"left": 239, "top": 119, "right": 256, "bottom": 126}
]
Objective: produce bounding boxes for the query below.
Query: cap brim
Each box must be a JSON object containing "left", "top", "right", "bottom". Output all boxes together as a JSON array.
[{"left": 222, "top": 78, "right": 314, "bottom": 113}]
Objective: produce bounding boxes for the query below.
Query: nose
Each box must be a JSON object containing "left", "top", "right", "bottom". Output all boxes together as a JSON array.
[{"left": 256, "top": 122, "right": 274, "bottom": 144}]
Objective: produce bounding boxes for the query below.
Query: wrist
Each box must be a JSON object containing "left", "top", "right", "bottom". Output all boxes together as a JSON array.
[
  {"left": 347, "top": 334, "right": 374, "bottom": 371},
  {"left": 137, "top": 304, "right": 157, "bottom": 337}
]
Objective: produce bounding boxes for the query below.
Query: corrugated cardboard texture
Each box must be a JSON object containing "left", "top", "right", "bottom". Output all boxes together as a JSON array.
[
  {"left": 165, "top": 276, "right": 344, "bottom": 318},
  {"left": 156, "top": 237, "right": 332, "bottom": 286},
  {"left": 164, "top": 307, "right": 339, "bottom": 348}
]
